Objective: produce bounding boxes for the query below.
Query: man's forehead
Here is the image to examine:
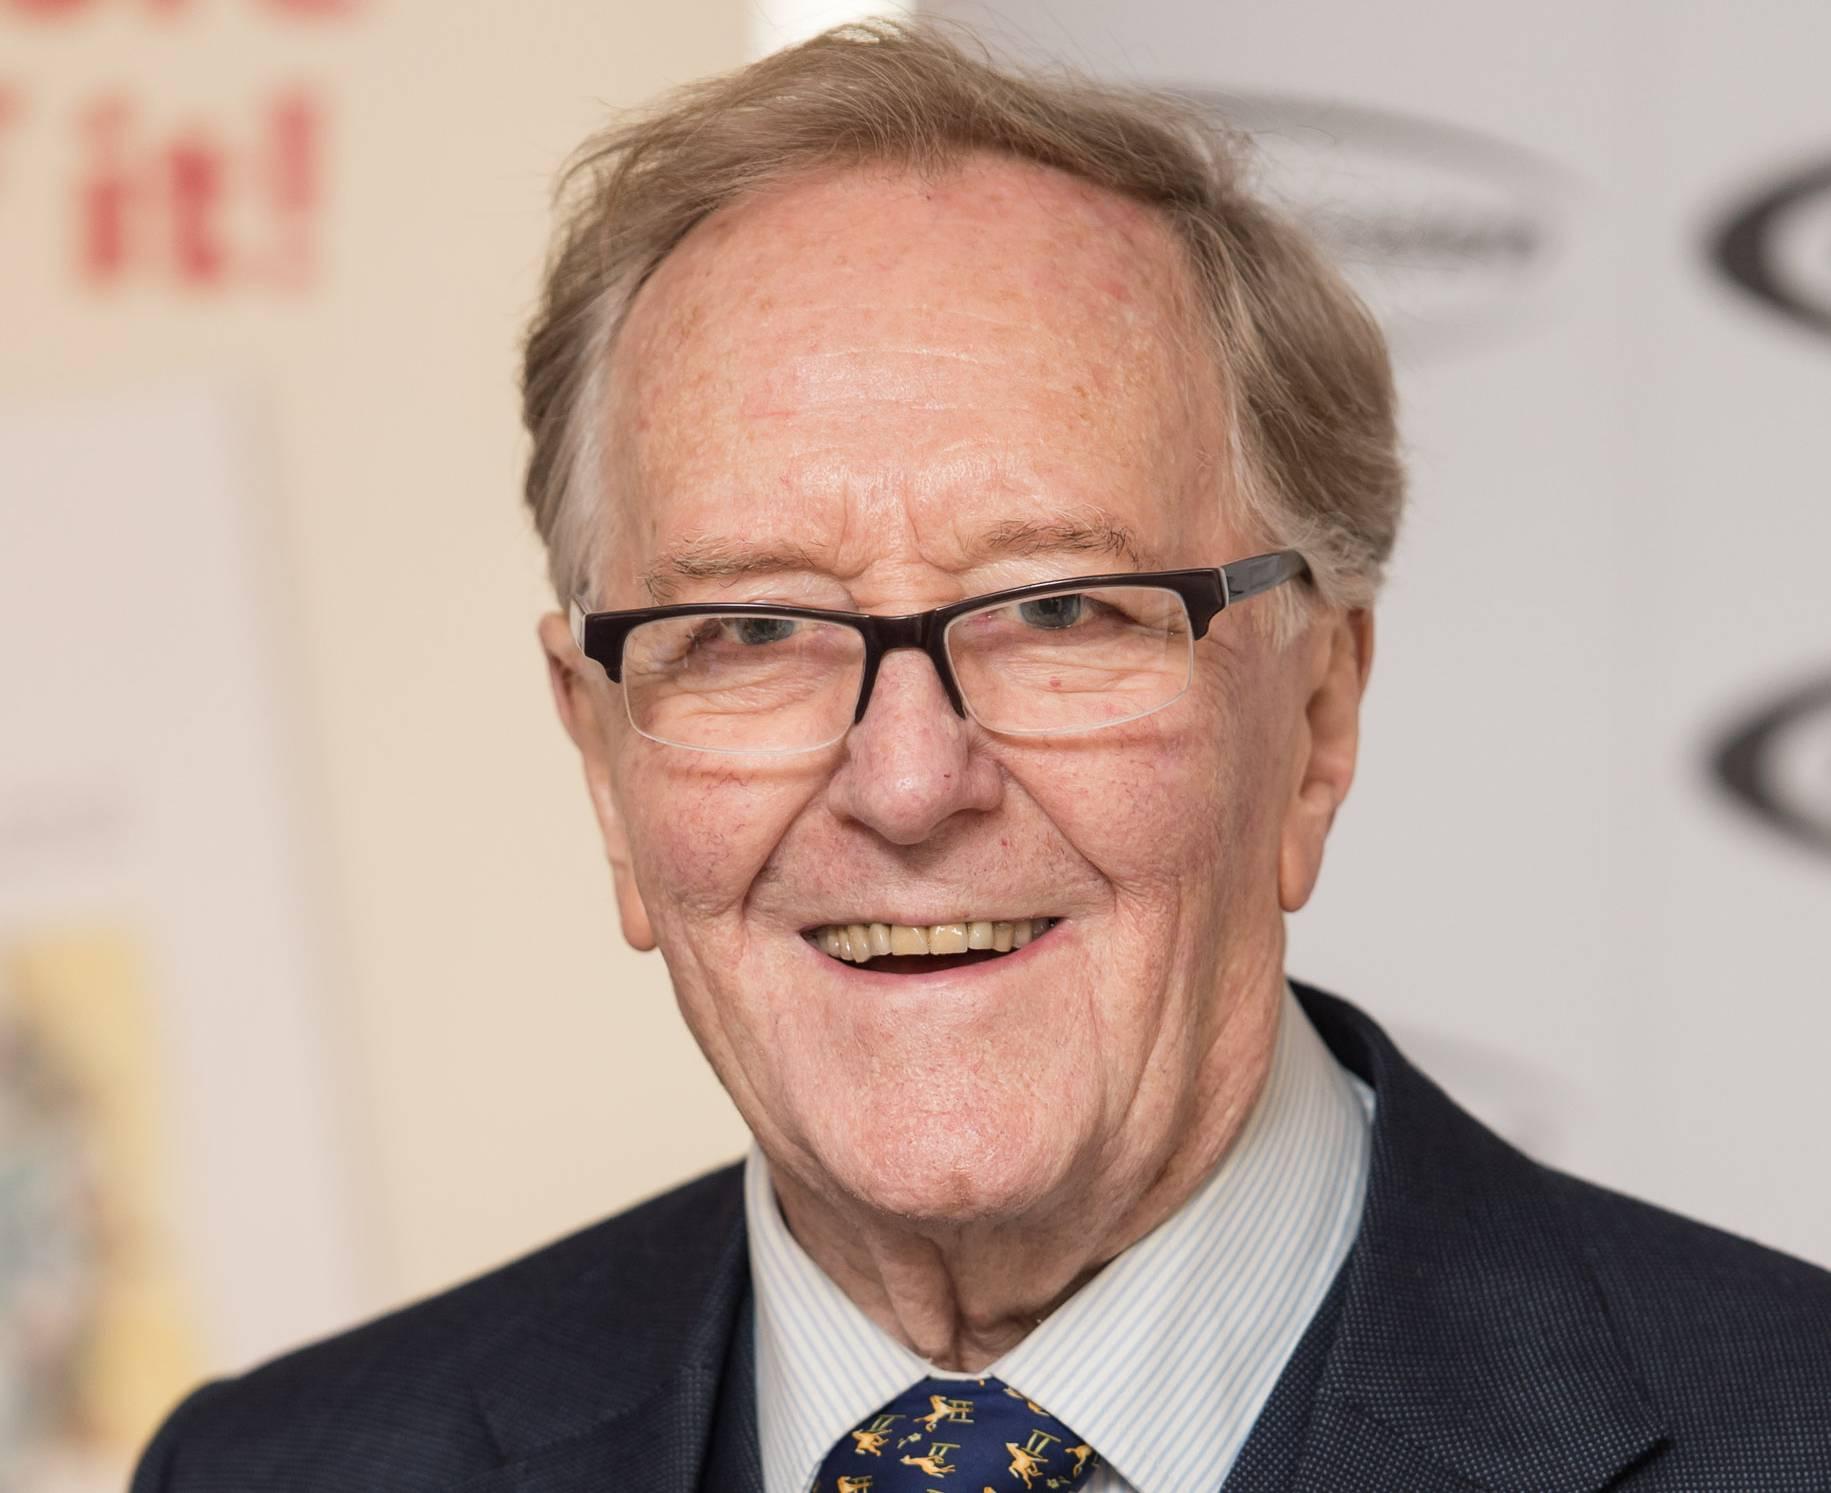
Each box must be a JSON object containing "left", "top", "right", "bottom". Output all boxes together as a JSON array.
[
  {"left": 610, "top": 153, "right": 1209, "bottom": 422},
  {"left": 634, "top": 153, "right": 1189, "bottom": 324},
  {"left": 600, "top": 154, "right": 1228, "bottom": 597}
]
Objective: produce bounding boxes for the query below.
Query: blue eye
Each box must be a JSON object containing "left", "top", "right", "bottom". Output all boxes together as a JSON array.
[
  {"left": 1016, "top": 594, "right": 1085, "bottom": 629},
  {"left": 727, "top": 616, "right": 798, "bottom": 645}
]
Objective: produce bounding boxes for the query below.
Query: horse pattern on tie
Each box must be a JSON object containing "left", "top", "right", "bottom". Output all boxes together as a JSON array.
[{"left": 813, "top": 1375, "right": 1100, "bottom": 1491}]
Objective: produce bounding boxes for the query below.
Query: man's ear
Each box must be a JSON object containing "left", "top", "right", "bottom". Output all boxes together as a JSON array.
[
  {"left": 536, "top": 612, "right": 657, "bottom": 952},
  {"left": 1277, "top": 607, "right": 1374, "bottom": 914}
]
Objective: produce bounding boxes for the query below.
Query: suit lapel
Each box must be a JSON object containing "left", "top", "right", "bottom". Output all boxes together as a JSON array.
[
  {"left": 455, "top": 1364, "right": 726, "bottom": 1493},
  {"left": 1288, "top": 1399, "right": 1493, "bottom": 1491},
  {"left": 454, "top": 1166, "right": 753, "bottom": 1493},
  {"left": 698, "top": 1276, "right": 765, "bottom": 1493},
  {"left": 1290, "top": 985, "right": 1669, "bottom": 1492}
]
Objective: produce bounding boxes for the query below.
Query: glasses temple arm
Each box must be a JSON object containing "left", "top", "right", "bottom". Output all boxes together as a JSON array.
[{"left": 1219, "top": 551, "right": 1310, "bottom": 606}]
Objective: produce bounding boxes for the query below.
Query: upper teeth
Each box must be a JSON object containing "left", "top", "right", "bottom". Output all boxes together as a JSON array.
[{"left": 811, "top": 918, "right": 1055, "bottom": 963}]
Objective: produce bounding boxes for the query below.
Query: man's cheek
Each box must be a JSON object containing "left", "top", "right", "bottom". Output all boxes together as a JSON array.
[
  {"left": 1046, "top": 746, "right": 1226, "bottom": 892},
  {"left": 639, "top": 822, "right": 759, "bottom": 921},
  {"left": 623, "top": 768, "right": 800, "bottom": 918}
]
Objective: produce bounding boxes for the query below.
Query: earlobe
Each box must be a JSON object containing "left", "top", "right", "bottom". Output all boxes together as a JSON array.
[
  {"left": 586, "top": 736, "right": 658, "bottom": 953},
  {"left": 611, "top": 862, "right": 658, "bottom": 952},
  {"left": 586, "top": 755, "right": 659, "bottom": 953},
  {"left": 536, "top": 611, "right": 658, "bottom": 954}
]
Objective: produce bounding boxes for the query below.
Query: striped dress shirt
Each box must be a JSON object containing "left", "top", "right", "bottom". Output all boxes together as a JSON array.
[{"left": 744, "top": 981, "right": 1375, "bottom": 1493}]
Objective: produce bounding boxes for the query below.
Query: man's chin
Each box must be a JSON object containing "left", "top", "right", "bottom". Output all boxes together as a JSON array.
[{"left": 795, "top": 1118, "right": 1089, "bottom": 1231}]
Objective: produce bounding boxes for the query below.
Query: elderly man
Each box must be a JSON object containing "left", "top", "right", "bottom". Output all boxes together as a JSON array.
[{"left": 134, "top": 22, "right": 1831, "bottom": 1493}]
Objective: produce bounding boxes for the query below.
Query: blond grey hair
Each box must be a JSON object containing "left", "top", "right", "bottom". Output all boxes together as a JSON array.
[{"left": 520, "top": 21, "right": 1403, "bottom": 639}]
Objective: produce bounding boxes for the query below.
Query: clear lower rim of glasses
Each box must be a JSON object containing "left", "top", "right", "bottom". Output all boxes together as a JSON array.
[{"left": 624, "top": 681, "right": 1192, "bottom": 755}]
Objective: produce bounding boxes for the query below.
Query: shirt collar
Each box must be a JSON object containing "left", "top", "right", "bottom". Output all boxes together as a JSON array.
[{"left": 744, "top": 982, "right": 1374, "bottom": 1493}]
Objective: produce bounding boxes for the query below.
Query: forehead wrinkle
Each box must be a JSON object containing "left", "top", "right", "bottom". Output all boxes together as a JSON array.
[
  {"left": 641, "top": 506, "right": 1151, "bottom": 607},
  {"left": 750, "top": 341, "right": 1089, "bottom": 422}
]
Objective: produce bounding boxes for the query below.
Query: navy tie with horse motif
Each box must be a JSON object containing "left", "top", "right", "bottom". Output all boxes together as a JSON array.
[{"left": 813, "top": 1374, "right": 1100, "bottom": 1491}]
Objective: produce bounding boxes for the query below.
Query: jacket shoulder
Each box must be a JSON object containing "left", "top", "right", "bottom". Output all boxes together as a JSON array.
[
  {"left": 131, "top": 1162, "right": 745, "bottom": 1492},
  {"left": 1540, "top": 1171, "right": 1831, "bottom": 1483},
  {"left": 1297, "top": 981, "right": 1831, "bottom": 1483},
  {"left": 1553, "top": 1167, "right": 1831, "bottom": 1396}
]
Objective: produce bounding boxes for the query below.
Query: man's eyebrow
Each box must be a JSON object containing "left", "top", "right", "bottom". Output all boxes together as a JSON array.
[
  {"left": 639, "top": 515, "right": 1146, "bottom": 603},
  {"left": 641, "top": 537, "right": 822, "bottom": 603},
  {"left": 967, "top": 516, "right": 1146, "bottom": 568}
]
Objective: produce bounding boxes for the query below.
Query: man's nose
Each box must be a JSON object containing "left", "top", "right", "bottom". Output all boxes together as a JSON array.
[{"left": 824, "top": 648, "right": 1003, "bottom": 845}]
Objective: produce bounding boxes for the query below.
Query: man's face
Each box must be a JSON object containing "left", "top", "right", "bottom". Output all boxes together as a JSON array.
[{"left": 544, "top": 156, "right": 1361, "bottom": 1231}]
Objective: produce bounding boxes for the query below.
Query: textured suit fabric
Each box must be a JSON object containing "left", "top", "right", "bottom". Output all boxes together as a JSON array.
[
  {"left": 132, "top": 984, "right": 1831, "bottom": 1491},
  {"left": 700, "top": 1284, "right": 764, "bottom": 1493}
]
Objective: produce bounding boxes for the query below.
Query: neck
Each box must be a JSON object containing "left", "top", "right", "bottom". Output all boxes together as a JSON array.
[{"left": 768, "top": 965, "right": 1286, "bottom": 1371}]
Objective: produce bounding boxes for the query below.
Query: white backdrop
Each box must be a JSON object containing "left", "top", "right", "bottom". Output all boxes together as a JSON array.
[{"left": 926, "top": 0, "right": 1831, "bottom": 1266}]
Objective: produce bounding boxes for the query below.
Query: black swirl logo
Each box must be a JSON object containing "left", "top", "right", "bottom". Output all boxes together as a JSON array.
[
  {"left": 1711, "top": 673, "right": 1831, "bottom": 860},
  {"left": 1172, "top": 92, "right": 1578, "bottom": 357},
  {"left": 1710, "top": 156, "right": 1831, "bottom": 341}
]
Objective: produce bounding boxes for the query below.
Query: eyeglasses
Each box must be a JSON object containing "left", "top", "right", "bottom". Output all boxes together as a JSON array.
[{"left": 569, "top": 550, "right": 1308, "bottom": 755}]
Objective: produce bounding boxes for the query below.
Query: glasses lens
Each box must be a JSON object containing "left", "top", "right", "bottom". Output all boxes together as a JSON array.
[
  {"left": 944, "top": 584, "right": 1193, "bottom": 735},
  {"left": 620, "top": 612, "right": 865, "bottom": 753}
]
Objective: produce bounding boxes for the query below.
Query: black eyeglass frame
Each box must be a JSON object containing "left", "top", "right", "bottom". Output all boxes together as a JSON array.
[{"left": 569, "top": 551, "right": 1309, "bottom": 738}]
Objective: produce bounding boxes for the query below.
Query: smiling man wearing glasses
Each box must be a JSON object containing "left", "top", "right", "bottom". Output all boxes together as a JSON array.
[{"left": 134, "top": 21, "right": 1831, "bottom": 1493}]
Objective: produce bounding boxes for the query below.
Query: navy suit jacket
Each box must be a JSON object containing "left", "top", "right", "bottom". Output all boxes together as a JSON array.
[{"left": 131, "top": 984, "right": 1831, "bottom": 1491}]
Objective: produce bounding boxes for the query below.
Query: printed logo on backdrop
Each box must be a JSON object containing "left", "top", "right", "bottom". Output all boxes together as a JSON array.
[
  {"left": 1171, "top": 92, "right": 1580, "bottom": 359},
  {"left": 1711, "top": 673, "right": 1831, "bottom": 861},
  {"left": 1710, "top": 157, "right": 1831, "bottom": 342}
]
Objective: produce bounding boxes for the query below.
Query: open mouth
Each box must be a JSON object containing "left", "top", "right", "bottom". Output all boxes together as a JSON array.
[{"left": 804, "top": 917, "right": 1060, "bottom": 974}]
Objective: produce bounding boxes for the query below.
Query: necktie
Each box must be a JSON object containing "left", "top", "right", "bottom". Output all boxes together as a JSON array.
[{"left": 813, "top": 1374, "right": 1101, "bottom": 1491}]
